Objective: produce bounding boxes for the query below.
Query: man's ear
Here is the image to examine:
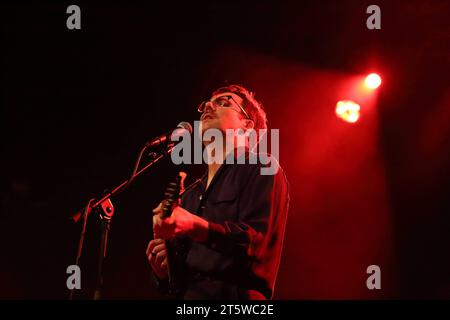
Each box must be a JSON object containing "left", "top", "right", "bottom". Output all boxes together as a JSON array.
[{"left": 243, "top": 119, "right": 254, "bottom": 130}]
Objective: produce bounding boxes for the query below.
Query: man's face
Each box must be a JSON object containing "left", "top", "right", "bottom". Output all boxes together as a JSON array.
[{"left": 199, "top": 92, "right": 250, "bottom": 135}]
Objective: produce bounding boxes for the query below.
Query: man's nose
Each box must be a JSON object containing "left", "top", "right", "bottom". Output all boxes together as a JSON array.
[{"left": 203, "top": 101, "right": 216, "bottom": 113}]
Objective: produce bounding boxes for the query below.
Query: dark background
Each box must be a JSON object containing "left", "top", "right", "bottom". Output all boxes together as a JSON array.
[{"left": 2, "top": 0, "right": 449, "bottom": 299}]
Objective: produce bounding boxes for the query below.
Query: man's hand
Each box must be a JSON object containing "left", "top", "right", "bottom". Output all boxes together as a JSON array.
[
  {"left": 146, "top": 238, "right": 168, "bottom": 280},
  {"left": 152, "top": 202, "right": 209, "bottom": 242}
]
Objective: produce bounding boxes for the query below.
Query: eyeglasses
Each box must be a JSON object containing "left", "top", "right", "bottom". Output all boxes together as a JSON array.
[{"left": 197, "top": 95, "right": 251, "bottom": 120}]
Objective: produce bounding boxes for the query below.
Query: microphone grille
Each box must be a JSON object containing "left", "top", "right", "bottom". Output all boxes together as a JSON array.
[{"left": 177, "top": 121, "right": 193, "bottom": 134}]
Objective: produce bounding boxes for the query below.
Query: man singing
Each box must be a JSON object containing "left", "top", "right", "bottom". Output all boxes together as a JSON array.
[{"left": 146, "top": 84, "right": 289, "bottom": 299}]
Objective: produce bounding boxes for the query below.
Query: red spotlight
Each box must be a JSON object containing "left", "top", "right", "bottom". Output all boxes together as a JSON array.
[
  {"left": 336, "top": 100, "right": 360, "bottom": 123},
  {"left": 365, "top": 73, "right": 382, "bottom": 89}
]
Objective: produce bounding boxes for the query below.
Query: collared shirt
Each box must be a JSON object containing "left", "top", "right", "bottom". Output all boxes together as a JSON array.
[{"left": 155, "top": 152, "right": 290, "bottom": 299}]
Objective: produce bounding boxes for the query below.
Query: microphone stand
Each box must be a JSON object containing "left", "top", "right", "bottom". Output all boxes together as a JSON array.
[{"left": 69, "top": 143, "right": 174, "bottom": 300}]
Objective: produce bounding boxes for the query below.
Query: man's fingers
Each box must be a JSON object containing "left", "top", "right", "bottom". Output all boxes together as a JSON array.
[
  {"left": 146, "top": 238, "right": 164, "bottom": 256},
  {"left": 155, "top": 249, "right": 167, "bottom": 265},
  {"left": 146, "top": 238, "right": 163, "bottom": 255},
  {"left": 146, "top": 240, "right": 154, "bottom": 256},
  {"left": 146, "top": 240, "right": 155, "bottom": 256},
  {"left": 146, "top": 240, "right": 167, "bottom": 271},
  {"left": 148, "top": 248, "right": 168, "bottom": 276},
  {"left": 147, "top": 242, "right": 166, "bottom": 260},
  {"left": 153, "top": 243, "right": 166, "bottom": 254}
]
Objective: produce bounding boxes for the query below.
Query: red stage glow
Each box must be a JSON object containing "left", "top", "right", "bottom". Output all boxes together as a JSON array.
[
  {"left": 335, "top": 100, "right": 360, "bottom": 123},
  {"left": 364, "top": 73, "right": 382, "bottom": 89}
]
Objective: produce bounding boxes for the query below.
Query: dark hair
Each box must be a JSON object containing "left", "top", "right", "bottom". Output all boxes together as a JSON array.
[{"left": 212, "top": 84, "right": 268, "bottom": 130}]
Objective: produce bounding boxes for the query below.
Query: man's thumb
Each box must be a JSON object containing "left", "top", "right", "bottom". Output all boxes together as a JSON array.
[{"left": 152, "top": 202, "right": 163, "bottom": 215}]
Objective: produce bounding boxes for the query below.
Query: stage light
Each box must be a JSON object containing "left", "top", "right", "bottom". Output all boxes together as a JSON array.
[
  {"left": 365, "top": 73, "right": 382, "bottom": 89},
  {"left": 335, "top": 100, "right": 360, "bottom": 123}
]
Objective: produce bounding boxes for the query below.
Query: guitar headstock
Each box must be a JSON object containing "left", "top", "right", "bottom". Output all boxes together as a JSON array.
[{"left": 161, "top": 172, "right": 186, "bottom": 219}]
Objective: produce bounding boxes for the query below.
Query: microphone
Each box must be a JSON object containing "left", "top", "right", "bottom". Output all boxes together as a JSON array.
[{"left": 144, "top": 121, "right": 192, "bottom": 148}]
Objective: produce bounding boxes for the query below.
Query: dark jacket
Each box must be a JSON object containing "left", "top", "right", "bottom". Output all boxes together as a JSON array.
[{"left": 154, "top": 153, "right": 289, "bottom": 300}]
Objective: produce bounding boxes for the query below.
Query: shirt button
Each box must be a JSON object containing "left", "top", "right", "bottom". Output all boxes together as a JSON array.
[{"left": 199, "top": 195, "right": 202, "bottom": 200}]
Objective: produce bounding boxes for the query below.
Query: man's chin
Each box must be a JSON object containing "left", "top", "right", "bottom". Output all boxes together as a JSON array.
[{"left": 200, "top": 120, "right": 217, "bottom": 133}]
